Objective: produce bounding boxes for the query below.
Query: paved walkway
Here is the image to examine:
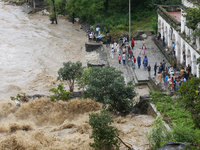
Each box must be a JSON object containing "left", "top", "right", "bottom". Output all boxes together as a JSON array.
[{"left": 104, "top": 36, "right": 170, "bottom": 86}]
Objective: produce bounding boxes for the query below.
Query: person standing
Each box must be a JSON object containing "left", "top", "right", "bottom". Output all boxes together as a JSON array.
[
  {"left": 143, "top": 56, "right": 148, "bottom": 68},
  {"left": 89, "top": 32, "right": 93, "bottom": 42},
  {"left": 114, "top": 41, "right": 117, "bottom": 52},
  {"left": 131, "top": 38, "right": 135, "bottom": 50},
  {"left": 118, "top": 54, "right": 121, "bottom": 64},
  {"left": 137, "top": 56, "right": 141, "bottom": 68},
  {"left": 142, "top": 44, "right": 146, "bottom": 55},
  {"left": 139, "top": 48, "right": 141, "bottom": 55},
  {"left": 186, "top": 64, "right": 191, "bottom": 75},
  {"left": 163, "top": 36, "right": 165, "bottom": 47},
  {"left": 154, "top": 62, "right": 158, "bottom": 76},
  {"left": 159, "top": 62, "right": 163, "bottom": 73},
  {"left": 106, "top": 28, "right": 110, "bottom": 36},
  {"left": 180, "top": 68, "right": 185, "bottom": 76},
  {"left": 104, "top": 25, "right": 107, "bottom": 33},
  {"left": 183, "top": 52, "right": 186, "bottom": 66},
  {"left": 157, "top": 32, "right": 161, "bottom": 40},
  {"left": 109, "top": 35, "right": 111, "bottom": 46},
  {"left": 158, "top": 72, "right": 162, "bottom": 83},
  {"left": 162, "top": 60, "right": 166, "bottom": 69},
  {"left": 110, "top": 47, "right": 114, "bottom": 59},
  {"left": 96, "top": 27, "right": 99, "bottom": 36},
  {"left": 165, "top": 74, "right": 169, "bottom": 89},
  {"left": 132, "top": 56, "right": 136, "bottom": 69},
  {"left": 106, "top": 36, "right": 110, "bottom": 47},
  {"left": 122, "top": 52, "right": 126, "bottom": 65},
  {"left": 147, "top": 64, "right": 151, "bottom": 77},
  {"left": 172, "top": 42, "right": 176, "bottom": 56},
  {"left": 126, "top": 33, "right": 129, "bottom": 42}
]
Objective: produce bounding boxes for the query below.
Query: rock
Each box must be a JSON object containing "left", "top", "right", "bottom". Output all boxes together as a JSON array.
[
  {"left": 141, "top": 34, "right": 148, "bottom": 39},
  {"left": 87, "top": 60, "right": 108, "bottom": 68},
  {"left": 31, "top": 94, "right": 48, "bottom": 99},
  {"left": 157, "top": 142, "right": 193, "bottom": 150},
  {"left": 69, "top": 91, "right": 85, "bottom": 98},
  {"left": 16, "top": 103, "right": 20, "bottom": 107}
]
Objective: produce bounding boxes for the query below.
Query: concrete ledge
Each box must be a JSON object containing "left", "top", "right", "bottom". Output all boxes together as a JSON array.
[
  {"left": 148, "top": 103, "right": 171, "bottom": 131},
  {"left": 85, "top": 42, "right": 103, "bottom": 52},
  {"left": 87, "top": 60, "right": 108, "bottom": 68}
]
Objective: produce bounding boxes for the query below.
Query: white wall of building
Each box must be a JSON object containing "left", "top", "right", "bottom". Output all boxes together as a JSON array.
[{"left": 158, "top": 10, "right": 200, "bottom": 77}]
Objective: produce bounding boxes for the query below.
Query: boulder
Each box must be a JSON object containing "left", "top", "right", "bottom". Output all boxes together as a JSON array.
[
  {"left": 141, "top": 34, "right": 148, "bottom": 39},
  {"left": 157, "top": 142, "right": 193, "bottom": 150},
  {"left": 87, "top": 60, "right": 108, "bottom": 68}
]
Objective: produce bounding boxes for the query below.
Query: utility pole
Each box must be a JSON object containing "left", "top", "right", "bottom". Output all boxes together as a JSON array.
[{"left": 129, "top": 0, "right": 131, "bottom": 42}]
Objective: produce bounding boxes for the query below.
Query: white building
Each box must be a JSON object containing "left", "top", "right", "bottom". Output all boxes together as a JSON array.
[{"left": 157, "top": 0, "right": 200, "bottom": 77}]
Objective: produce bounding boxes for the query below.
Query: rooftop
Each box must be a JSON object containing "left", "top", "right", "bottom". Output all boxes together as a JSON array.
[{"left": 168, "top": 11, "right": 181, "bottom": 22}]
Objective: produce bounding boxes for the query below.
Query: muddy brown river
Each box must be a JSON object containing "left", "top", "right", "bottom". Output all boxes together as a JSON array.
[
  {"left": 0, "top": 1, "right": 88, "bottom": 100},
  {"left": 0, "top": 1, "right": 154, "bottom": 150}
]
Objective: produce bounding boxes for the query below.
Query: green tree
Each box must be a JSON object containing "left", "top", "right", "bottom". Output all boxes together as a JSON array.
[
  {"left": 57, "top": 61, "right": 84, "bottom": 92},
  {"left": 76, "top": 68, "right": 91, "bottom": 91},
  {"left": 45, "top": 0, "right": 58, "bottom": 24},
  {"left": 49, "top": 82, "right": 72, "bottom": 101},
  {"left": 178, "top": 77, "right": 200, "bottom": 128},
  {"left": 86, "top": 66, "right": 136, "bottom": 116},
  {"left": 183, "top": 6, "right": 200, "bottom": 37},
  {"left": 89, "top": 109, "right": 120, "bottom": 150},
  {"left": 152, "top": 0, "right": 181, "bottom": 5}
]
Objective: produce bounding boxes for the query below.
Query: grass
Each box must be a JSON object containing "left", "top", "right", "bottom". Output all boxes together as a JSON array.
[
  {"left": 149, "top": 91, "right": 200, "bottom": 146},
  {"left": 103, "top": 14, "right": 155, "bottom": 41}
]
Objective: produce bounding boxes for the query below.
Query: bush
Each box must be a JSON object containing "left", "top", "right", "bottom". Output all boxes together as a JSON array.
[
  {"left": 89, "top": 109, "right": 120, "bottom": 150},
  {"left": 10, "top": 93, "right": 30, "bottom": 102},
  {"left": 49, "top": 83, "right": 72, "bottom": 101},
  {"left": 147, "top": 115, "right": 172, "bottom": 150}
]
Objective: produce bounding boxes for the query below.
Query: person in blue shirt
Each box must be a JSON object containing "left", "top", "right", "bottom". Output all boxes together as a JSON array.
[
  {"left": 165, "top": 74, "right": 169, "bottom": 89},
  {"left": 97, "top": 34, "right": 102, "bottom": 43},
  {"left": 137, "top": 56, "right": 141, "bottom": 68},
  {"left": 143, "top": 56, "right": 148, "bottom": 68},
  {"left": 172, "top": 42, "right": 176, "bottom": 56}
]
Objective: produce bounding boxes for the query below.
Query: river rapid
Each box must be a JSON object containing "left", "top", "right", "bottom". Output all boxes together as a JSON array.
[
  {"left": 0, "top": 1, "right": 87, "bottom": 100},
  {"left": 0, "top": 1, "right": 154, "bottom": 150}
]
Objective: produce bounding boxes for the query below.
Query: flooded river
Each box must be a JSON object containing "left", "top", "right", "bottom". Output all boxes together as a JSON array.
[
  {"left": 0, "top": 1, "right": 155, "bottom": 149},
  {"left": 0, "top": 1, "right": 87, "bottom": 100}
]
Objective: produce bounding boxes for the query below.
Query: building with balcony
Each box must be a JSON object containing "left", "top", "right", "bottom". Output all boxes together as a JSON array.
[{"left": 157, "top": 0, "right": 200, "bottom": 77}]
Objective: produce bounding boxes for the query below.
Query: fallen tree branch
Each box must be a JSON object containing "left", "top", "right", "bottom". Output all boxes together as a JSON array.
[{"left": 116, "top": 136, "right": 133, "bottom": 149}]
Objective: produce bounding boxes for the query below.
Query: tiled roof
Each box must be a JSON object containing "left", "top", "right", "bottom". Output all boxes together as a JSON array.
[{"left": 168, "top": 11, "right": 181, "bottom": 22}]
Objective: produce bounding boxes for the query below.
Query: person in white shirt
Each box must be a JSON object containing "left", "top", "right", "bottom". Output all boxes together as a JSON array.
[
  {"left": 110, "top": 47, "right": 114, "bottom": 59},
  {"left": 122, "top": 52, "right": 126, "bottom": 65},
  {"left": 96, "top": 27, "right": 99, "bottom": 36},
  {"left": 89, "top": 33, "right": 93, "bottom": 42},
  {"left": 114, "top": 42, "right": 117, "bottom": 52}
]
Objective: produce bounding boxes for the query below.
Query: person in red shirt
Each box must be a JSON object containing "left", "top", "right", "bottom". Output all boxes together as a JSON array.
[
  {"left": 118, "top": 54, "right": 121, "bottom": 64},
  {"left": 131, "top": 38, "right": 135, "bottom": 50},
  {"left": 132, "top": 56, "right": 136, "bottom": 69}
]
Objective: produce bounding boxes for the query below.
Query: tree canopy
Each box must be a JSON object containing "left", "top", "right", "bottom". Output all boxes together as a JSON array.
[
  {"left": 89, "top": 109, "right": 120, "bottom": 149},
  {"left": 86, "top": 66, "right": 137, "bottom": 115},
  {"left": 57, "top": 61, "right": 84, "bottom": 92},
  {"left": 178, "top": 77, "right": 200, "bottom": 128},
  {"left": 183, "top": 6, "right": 200, "bottom": 37}
]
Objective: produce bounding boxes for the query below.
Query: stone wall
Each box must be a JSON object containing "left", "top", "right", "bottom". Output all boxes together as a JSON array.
[{"left": 85, "top": 42, "right": 103, "bottom": 52}]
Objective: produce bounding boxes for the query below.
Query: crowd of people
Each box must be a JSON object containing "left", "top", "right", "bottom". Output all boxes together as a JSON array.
[
  {"left": 88, "top": 28, "right": 195, "bottom": 94},
  {"left": 108, "top": 34, "right": 150, "bottom": 71},
  {"left": 156, "top": 62, "right": 195, "bottom": 92}
]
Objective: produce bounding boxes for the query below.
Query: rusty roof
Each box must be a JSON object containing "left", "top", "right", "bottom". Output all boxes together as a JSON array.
[{"left": 168, "top": 11, "right": 181, "bottom": 22}]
